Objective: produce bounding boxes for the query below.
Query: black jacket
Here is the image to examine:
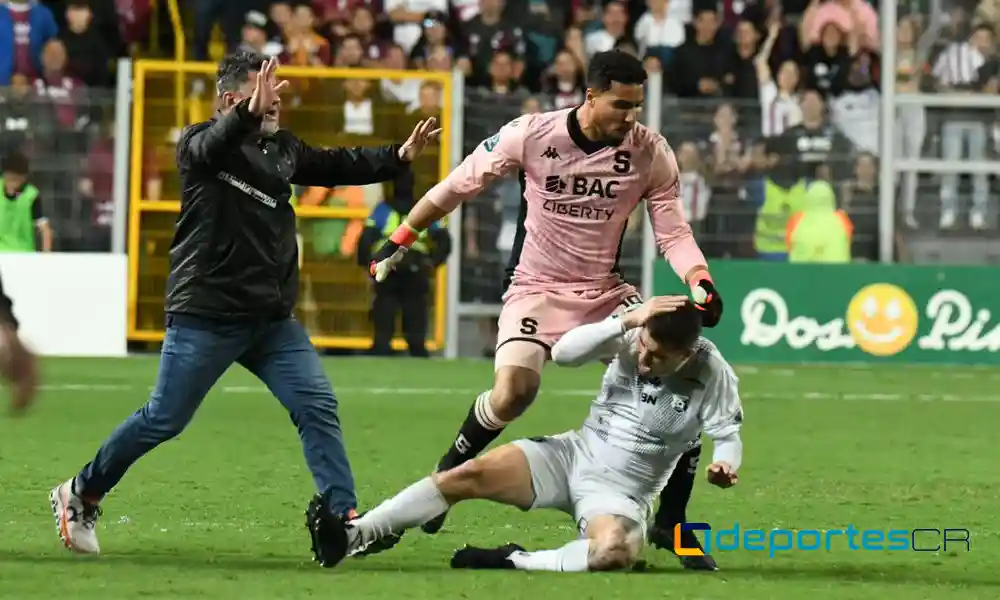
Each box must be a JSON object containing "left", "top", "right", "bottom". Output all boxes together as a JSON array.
[{"left": 168, "top": 100, "right": 410, "bottom": 321}]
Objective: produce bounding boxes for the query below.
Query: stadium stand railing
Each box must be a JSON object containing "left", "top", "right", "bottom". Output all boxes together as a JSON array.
[
  {"left": 127, "top": 61, "right": 453, "bottom": 351},
  {"left": 882, "top": 0, "right": 1000, "bottom": 264}
]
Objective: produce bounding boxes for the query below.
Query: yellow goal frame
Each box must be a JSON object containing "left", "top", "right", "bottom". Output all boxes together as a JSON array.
[{"left": 127, "top": 61, "right": 452, "bottom": 351}]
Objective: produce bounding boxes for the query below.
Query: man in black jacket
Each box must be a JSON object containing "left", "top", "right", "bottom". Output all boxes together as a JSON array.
[{"left": 49, "top": 53, "right": 441, "bottom": 557}]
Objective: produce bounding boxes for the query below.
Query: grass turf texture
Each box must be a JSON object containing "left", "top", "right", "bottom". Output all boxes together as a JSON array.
[{"left": 0, "top": 357, "right": 996, "bottom": 599}]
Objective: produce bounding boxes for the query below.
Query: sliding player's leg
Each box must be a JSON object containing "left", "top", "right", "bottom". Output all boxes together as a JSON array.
[
  {"left": 451, "top": 514, "right": 644, "bottom": 572},
  {"left": 451, "top": 431, "right": 646, "bottom": 573},
  {"left": 422, "top": 290, "right": 556, "bottom": 533},
  {"left": 344, "top": 442, "right": 546, "bottom": 557}
]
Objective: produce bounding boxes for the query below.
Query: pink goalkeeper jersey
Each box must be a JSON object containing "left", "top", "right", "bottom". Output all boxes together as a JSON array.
[{"left": 425, "top": 107, "right": 706, "bottom": 291}]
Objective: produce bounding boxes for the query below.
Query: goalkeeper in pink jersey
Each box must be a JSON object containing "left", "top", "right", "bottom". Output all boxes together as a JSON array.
[{"left": 355, "top": 51, "right": 723, "bottom": 569}]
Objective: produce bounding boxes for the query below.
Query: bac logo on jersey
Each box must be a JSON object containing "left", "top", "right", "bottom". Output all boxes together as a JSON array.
[
  {"left": 572, "top": 176, "right": 620, "bottom": 199},
  {"left": 544, "top": 175, "right": 567, "bottom": 193},
  {"left": 542, "top": 175, "right": 622, "bottom": 199}
]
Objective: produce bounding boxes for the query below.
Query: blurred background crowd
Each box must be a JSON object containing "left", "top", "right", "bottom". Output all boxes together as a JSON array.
[{"left": 0, "top": 0, "right": 998, "bottom": 348}]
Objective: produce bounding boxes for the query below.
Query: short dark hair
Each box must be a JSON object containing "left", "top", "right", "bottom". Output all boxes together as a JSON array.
[
  {"left": 216, "top": 51, "right": 269, "bottom": 96},
  {"left": 972, "top": 23, "right": 994, "bottom": 37},
  {"left": 586, "top": 50, "right": 647, "bottom": 92},
  {"left": 1, "top": 151, "right": 29, "bottom": 176},
  {"left": 646, "top": 302, "right": 703, "bottom": 351}
]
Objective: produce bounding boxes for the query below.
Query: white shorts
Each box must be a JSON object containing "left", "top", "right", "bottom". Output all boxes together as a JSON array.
[{"left": 512, "top": 430, "right": 656, "bottom": 540}]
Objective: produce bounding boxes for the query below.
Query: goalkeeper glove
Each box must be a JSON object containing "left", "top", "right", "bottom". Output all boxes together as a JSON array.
[
  {"left": 369, "top": 224, "right": 418, "bottom": 282},
  {"left": 689, "top": 271, "right": 723, "bottom": 328}
]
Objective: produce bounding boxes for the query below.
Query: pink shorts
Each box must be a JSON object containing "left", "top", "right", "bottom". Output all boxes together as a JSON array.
[{"left": 495, "top": 283, "right": 641, "bottom": 371}]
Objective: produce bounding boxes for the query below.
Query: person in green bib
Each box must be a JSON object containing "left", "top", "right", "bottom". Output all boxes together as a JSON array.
[
  {"left": 357, "top": 184, "right": 451, "bottom": 357},
  {"left": 785, "top": 180, "right": 853, "bottom": 263},
  {"left": 0, "top": 151, "right": 52, "bottom": 253}
]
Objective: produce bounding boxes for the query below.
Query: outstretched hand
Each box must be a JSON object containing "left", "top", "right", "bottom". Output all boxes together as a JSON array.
[
  {"left": 248, "top": 57, "right": 289, "bottom": 117},
  {"left": 706, "top": 462, "right": 738, "bottom": 488},
  {"left": 398, "top": 118, "right": 443, "bottom": 162}
]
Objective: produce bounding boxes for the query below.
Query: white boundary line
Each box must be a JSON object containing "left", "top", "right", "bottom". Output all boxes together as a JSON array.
[{"left": 25, "top": 383, "right": 1000, "bottom": 403}]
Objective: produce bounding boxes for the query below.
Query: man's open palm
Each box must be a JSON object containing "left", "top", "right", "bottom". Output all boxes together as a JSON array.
[{"left": 248, "top": 57, "right": 288, "bottom": 116}]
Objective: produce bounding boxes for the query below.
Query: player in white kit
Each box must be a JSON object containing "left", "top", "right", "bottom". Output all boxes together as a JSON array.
[{"left": 309, "top": 297, "right": 743, "bottom": 571}]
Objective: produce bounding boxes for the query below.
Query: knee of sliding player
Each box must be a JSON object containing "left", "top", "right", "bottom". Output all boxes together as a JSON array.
[
  {"left": 432, "top": 459, "right": 493, "bottom": 503},
  {"left": 588, "top": 521, "right": 638, "bottom": 571}
]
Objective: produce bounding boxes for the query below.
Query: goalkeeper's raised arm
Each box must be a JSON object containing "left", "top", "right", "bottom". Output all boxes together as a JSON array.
[
  {"left": 644, "top": 136, "right": 724, "bottom": 326},
  {"left": 369, "top": 115, "right": 531, "bottom": 281}
]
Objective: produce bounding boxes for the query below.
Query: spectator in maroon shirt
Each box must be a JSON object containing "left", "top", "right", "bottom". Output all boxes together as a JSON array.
[
  {"left": 457, "top": 0, "right": 526, "bottom": 88},
  {"left": 0, "top": 0, "right": 59, "bottom": 85},
  {"left": 79, "top": 122, "right": 162, "bottom": 251},
  {"left": 348, "top": 6, "right": 390, "bottom": 64},
  {"left": 33, "top": 38, "right": 89, "bottom": 154},
  {"left": 333, "top": 32, "right": 365, "bottom": 66},
  {"left": 541, "top": 49, "right": 585, "bottom": 110},
  {"left": 311, "top": 0, "right": 384, "bottom": 38}
]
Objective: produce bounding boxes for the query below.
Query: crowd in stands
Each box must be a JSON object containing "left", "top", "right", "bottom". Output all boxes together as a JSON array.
[{"left": 0, "top": 0, "right": 997, "bottom": 270}]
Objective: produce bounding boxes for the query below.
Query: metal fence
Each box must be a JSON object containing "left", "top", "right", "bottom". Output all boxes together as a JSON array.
[
  {"left": 0, "top": 84, "right": 120, "bottom": 252},
  {"left": 883, "top": 0, "right": 1000, "bottom": 264}
]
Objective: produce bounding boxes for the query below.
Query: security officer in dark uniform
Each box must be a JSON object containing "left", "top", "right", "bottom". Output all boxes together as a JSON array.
[
  {"left": 48, "top": 52, "right": 442, "bottom": 558},
  {"left": 357, "top": 168, "right": 451, "bottom": 357}
]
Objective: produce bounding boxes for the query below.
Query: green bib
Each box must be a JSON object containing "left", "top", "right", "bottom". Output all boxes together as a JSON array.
[{"left": 0, "top": 181, "right": 39, "bottom": 252}]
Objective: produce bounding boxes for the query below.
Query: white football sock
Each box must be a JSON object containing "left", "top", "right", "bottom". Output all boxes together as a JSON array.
[
  {"left": 507, "top": 539, "right": 591, "bottom": 572},
  {"left": 351, "top": 477, "right": 449, "bottom": 546}
]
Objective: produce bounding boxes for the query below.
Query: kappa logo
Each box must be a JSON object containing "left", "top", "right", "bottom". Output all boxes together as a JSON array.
[{"left": 541, "top": 146, "right": 560, "bottom": 160}]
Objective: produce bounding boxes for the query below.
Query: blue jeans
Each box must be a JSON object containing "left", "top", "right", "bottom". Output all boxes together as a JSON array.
[{"left": 76, "top": 314, "right": 356, "bottom": 514}]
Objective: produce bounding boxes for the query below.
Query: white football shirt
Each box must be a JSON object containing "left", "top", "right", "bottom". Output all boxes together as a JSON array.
[{"left": 579, "top": 332, "right": 744, "bottom": 501}]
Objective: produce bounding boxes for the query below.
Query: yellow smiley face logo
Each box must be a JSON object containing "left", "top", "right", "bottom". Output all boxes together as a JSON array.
[{"left": 846, "top": 284, "right": 919, "bottom": 356}]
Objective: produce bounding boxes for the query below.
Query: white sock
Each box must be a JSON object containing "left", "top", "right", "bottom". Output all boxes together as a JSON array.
[
  {"left": 351, "top": 477, "right": 449, "bottom": 546},
  {"left": 508, "top": 539, "right": 591, "bottom": 572}
]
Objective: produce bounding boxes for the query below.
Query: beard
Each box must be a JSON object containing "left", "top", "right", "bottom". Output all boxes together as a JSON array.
[{"left": 260, "top": 119, "right": 279, "bottom": 135}]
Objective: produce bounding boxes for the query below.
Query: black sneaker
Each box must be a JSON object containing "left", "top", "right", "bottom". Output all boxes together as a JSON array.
[
  {"left": 305, "top": 493, "right": 349, "bottom": 568},
  {"left": 648, "top": 524, "right": 719, "bottom": 571},
  {"left": 450, "top": 543, "right": 525, "bottom": 570},
  {"left": 421, "top": 510, "right": 449, "bottom": 534},
  {"left": 348, "top": 512, "right": 405, "bottom": 558}
]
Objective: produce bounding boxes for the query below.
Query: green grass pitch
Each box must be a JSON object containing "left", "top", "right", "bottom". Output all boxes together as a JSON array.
[{"left": 0, "top": 356, "right": 996, "bottom": 599}]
